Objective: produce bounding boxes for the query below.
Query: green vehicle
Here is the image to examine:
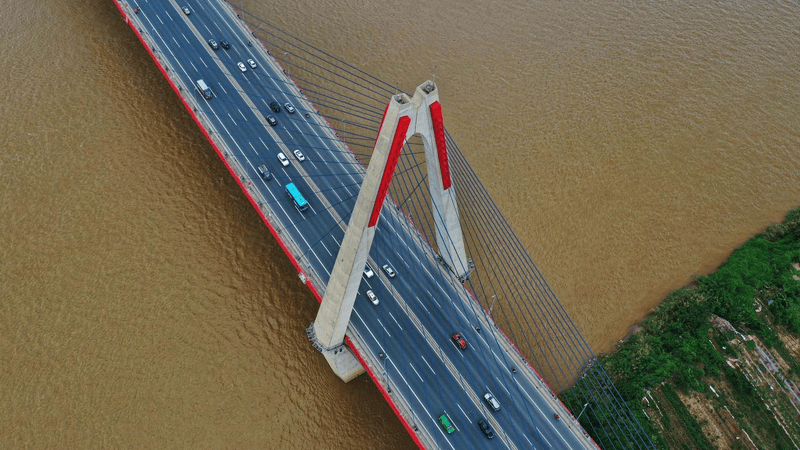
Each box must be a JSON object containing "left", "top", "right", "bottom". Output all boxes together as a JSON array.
[{"left": 438, "top": 414, "right": 455, "bottom": 434}]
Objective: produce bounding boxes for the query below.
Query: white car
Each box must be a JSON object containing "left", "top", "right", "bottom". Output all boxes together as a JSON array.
[
  {"left": 382, "top": 264, "right": 396, "bottom": 278},
  {"left": 277, "top": 152, "right": 289, "bottom": 167},
  {"left": 484, "top": 393, "right": 501, "bottom": 412},
  {"left": 363, "top": 266, "right": 374, "bottom": 279},
  {"left": 247, "top": 59, "right": 258, "bottom": 69},
  {"left": 237, "top": 62, "right": 247, "bottom": 73},
  {"left": 293, "top": 149, "right": 305, "bottom": 161},
  {"left": 366, "top": 290, "right": 379, "bottom": 306},
  {"left": 182, "top": 6, "right": 191, "bottom": 15},
  {"left": 284, "top": 103, "right": 296, "bottom": 114}
]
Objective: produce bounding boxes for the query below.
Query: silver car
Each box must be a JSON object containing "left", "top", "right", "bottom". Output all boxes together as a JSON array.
[
  {"left": 366, "top": 290, "right": 379, "bottom": 306},
  {"left": 247, "top": 58, "right": 258, "bottom": 69},
  {"left": 182, "top": 6, "right": 191, "bottom": 15},
  {"left": 382, "top": 264, "right": 396, "bottom": 278},
  {"left": 237, "top": 62, "right": 247, "bottom": 73},
  {"left": 293, "top": 149, "right": 306, "bottom": 161}
]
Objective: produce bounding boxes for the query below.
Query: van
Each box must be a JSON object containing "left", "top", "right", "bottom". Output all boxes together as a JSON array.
[{"left": 196, "top": 79, "right": 212, "bottom": 99}]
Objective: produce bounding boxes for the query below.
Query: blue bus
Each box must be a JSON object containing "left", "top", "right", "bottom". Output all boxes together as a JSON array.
[{"left": 285, "top": 182, "right": 309, "bottom": 212}]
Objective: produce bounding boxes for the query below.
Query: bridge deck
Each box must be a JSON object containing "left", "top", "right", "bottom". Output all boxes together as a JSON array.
[{"left": 111, "top": 1, "right": 597, "bottom": 448}]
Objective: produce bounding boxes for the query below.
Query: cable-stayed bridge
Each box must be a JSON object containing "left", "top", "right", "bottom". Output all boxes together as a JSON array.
[{"left": 111, "top": 1, "right": 655, "bottom": 448}]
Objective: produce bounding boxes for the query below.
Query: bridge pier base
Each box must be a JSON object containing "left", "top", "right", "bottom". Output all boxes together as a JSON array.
[
  {"left": 307, "top": 322, "right": 365, "bottom": 382},
  {"left": 321, "top": 346, "right": 365, "bottom": 383}
]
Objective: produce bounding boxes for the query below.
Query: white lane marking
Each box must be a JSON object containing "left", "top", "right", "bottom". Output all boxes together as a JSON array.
[
  {"left": 190, "top": 61, "right": 198, "bottom": 72},
  {"left": 172, "top": 36, "right": 180, "bottom": 47},
  {"left": 376, "top": 319, "right": 391, "bottom": 337},
  {"left": 259, "top": 137, "right": 270, "bottom": 150},
  {"left": 420, "top": 354, "right": 436, "bottom": 375},
  {"left": 409, "top": 363, "right": 424, "bottom": 383},
  {"left": 248, "top": 141, "right": 259, "bottom": 156},
  {"left": 450, "top": 340, "right": 465, "bottom": 358},
  {"left": 199, "top": 58, "right": 208, "bottom": 69},
  {"left": 398, "top": 253, "right": 410, "bottom": 268},
  {"left": 536, "top": 427, "right": 553, "bottom": 448},
  {"left": 218, "top": 83, "right": 228, "bottom": 94},
  {"left": 456, "top": 403, "right": 471, "bottom": 424},
  {"left": 444, "top": 410, "right": 461, "bottom": 432},
  {"left": 320, "top": 240, "right": 332, "bottom": 257},
  {"left": 156, "top": 14, "right": 163, "bottom": 25},
  {"left": 227, "top": 113, "right": 236, "bottom": 126},
  {"left": 182, "top": 33, "right": 191, "bottom": 44},
  {"left": 416, "top": 296, "right": 430, "bottom": 314},
  {"left": 496, "top": 376, "right": 511, "bottom": 395},
  {"left": 388, "top": 311, "right": 403, "bottom": 330},
  {"left": 238, "top": 109, "right": 248, "bottom": 121}
]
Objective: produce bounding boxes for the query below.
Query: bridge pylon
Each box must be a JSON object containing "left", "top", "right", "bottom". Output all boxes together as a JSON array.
[{"left": 310, "top": 81, "right": 469, "bottom": 382}]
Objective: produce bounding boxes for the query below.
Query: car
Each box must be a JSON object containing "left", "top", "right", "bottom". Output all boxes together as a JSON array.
[
  {"left": 293, "top": 149, "right": 305, "bottom": 161},
  {"left": 207, "top": 39, "right": 219, "bottom": 50},
  {"left": 266, "top": 115, "right": 277, "bottom": 126},
  {"left": 484, "top": 393, "right": 500, "bottom": 412},
  {"left": 257, "top": 165, "right": 271, "bottom": 180},
  {"left": 284, "top": 102, "right": 296, "bottom": 114},
  {"left": 364, "top": 266, "right": 374, "bottom": 279},
  {"left": 365, "top": 290, "right": 379, "bottom": 305},
  {"left": 438, "top": 414, "right": 455, "bottom": 434},
  {"left": 452, "top": 333, "right": 467, "bottom": 350},
  {"left": 277, "top": 152, "right": 289, "bottom": 167},
  {"left": 247, "top": 58, "right": 258, "bottom": 69},
  {"left": 181, "top": 6, "right": 191, "bottom": 15},
  {"left": 382, "top": 264, "right": 396, "bottom": 278},
  {"left": 220, "top": 39, "right": 230, "bottom": 49},
  {"left": 237, "top": 62, "right": 247, "bottom": 73},
  {"left": 268, "top": 101, "right": 281, "bottom": 113},
  {"left": 477, "top": 419, "right": 495, "bottom": 439}
]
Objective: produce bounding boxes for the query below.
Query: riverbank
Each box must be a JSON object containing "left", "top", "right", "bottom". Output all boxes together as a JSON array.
[{"left": 561, "top": 207, "right": 800, "bottom": 449}]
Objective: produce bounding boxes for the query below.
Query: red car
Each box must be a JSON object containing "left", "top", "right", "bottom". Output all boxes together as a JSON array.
[{"left": 452, "top": 333, "right": 467, "bottom": 350}]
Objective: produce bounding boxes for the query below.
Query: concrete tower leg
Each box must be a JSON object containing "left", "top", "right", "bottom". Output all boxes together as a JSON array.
[
  {"left": 310, "top": 92, "right": 413, "bottom": 381},
  {"left": 407, "top": 82, "right": 470, "bottom": 280}
]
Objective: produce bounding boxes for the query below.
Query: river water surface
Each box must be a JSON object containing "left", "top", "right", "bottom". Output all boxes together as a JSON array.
[{"left": 2, "top": 0, "right": 798, "bottom": 447}]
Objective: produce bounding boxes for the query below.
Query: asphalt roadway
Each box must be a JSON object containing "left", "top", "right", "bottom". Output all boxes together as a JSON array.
[{"left": 116, "top": 1, "right": 598, "bottom": 448}]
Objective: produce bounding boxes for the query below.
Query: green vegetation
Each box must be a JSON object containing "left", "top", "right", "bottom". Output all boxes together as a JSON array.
[{"left": 561, "top": 207, "right": 800, "bottom": 449}]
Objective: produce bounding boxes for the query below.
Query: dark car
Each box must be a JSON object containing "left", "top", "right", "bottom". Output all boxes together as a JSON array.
[
  {"left": 451, "top": 333, "right": 467, "bottom": 350},
  {"left": 266, "top": 115, "right": 277, "bottom": 126},
  {"left": 268, "top": 101, "right": 281, "bottom": 113},
  {"left": 257, "top": 165, "right": 271, "bottom": 180},
  {"left": 207, "top": 39, "right": 219, "bottom": 50},
  {"left": 220, "top": 39, "right": 230, "bottom": 50},
  {"left": 478, "top": 419, "right": 494, "bottom": 439}
]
